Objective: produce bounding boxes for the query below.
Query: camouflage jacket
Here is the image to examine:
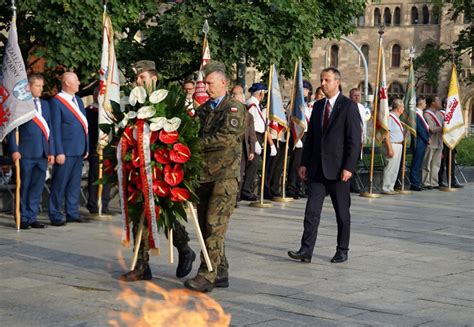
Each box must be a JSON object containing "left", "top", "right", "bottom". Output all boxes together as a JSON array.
[{"left": 197, "top": 95, "right": 246, "bottom": 183}]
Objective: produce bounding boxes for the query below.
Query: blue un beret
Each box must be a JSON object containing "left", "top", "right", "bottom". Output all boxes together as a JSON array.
[{"left": 248, "top": 83, "right": 268, "bottom": 93}]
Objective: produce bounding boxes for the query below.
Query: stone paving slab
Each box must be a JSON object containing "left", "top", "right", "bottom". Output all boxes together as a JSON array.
[{"left": 0, "top": 184, "right": 473, "bottom": 326}]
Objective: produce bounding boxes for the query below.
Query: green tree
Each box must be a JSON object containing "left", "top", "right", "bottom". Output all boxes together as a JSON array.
[
  {"left": 414, "top": 0, "right": 473, "bottom": 87},
  {"left": 1, "top": 0, "right": 366, "bottom": 90}
]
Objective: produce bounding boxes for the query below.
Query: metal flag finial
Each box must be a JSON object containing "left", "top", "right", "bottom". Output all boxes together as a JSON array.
[
  {"left": 202, "top": 19, "right": 209, "bottom": 35},
  {"left": 409, "top": 46, "right": 416, "bottom": 59}
]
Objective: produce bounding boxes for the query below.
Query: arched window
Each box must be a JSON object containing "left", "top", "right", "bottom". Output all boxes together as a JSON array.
[
  {"left": 357, "top": 14, "right": 365, "bottom": 27},
  {"left": 358, "top": 81, "right": 373, "bottom": 97},
  {"left": 330, "top": 45, "right": 339, "bottom": 68},
  {"left": 394, "top": 7, "right": 401, "bottom": 26},
  {"left": 422, "top": 6, "right": 430, "bottom": 24},
  {"left": 411, "top": 7, "right": 419, "bottom": 24},
  {"left": 431, "top": 6, "right": 440, "bottom": 24},
  {"left": 391, "top": 44, "right": 401, "bottom": 67},
  {"left": 374, "top": 8, "right": 381, "bottom": 26},
  {"left": 388, "top": 82, "right": 404, "bottom": 99},
  {"left": 419, "top": 84, "right": 437, "bottom": 98},
  {"left": 360, "top": 44, "right": 369, "bottom": 68},
  {"left": 384, "top": 8, "right": 392, "bottom": 26}
]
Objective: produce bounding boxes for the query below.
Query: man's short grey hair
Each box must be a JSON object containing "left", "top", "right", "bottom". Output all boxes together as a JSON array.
[{"left": 391, "top": 98, "right": 404, "bottom": 110}]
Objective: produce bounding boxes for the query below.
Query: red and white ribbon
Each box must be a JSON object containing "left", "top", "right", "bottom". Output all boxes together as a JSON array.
[
  {"left": 424, "top": 109, "right": 442, "bottom": 128},
  {"left": 32, "top": 113, "right": 50, "bottom": 141},
  {"left": 136, "top": 120, "right": 160, "bottom": 250},
  {"left": 55, "top": 93, "right": 89, "bottom": 135},
  {"left": 117, "top": 137, "right": 131, "bottom": 247}
]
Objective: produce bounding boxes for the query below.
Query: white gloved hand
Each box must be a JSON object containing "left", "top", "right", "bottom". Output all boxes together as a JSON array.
[
  {"left": 295, "top": 140, "right": 303, "bottom": 148},
  {"left": 270, "top": 144, "right": 277, "bottom": 157},
  {"left": 255, "top": 141, "right": 262, "bottom": 155}
]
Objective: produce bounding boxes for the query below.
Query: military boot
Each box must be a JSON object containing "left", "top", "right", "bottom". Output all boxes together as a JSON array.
[
  {"left": 176, "top": 246, "right": 196, "bottom": 278},
  {"left": 119, "top": 259, "right": 152, "bottom": 282}
]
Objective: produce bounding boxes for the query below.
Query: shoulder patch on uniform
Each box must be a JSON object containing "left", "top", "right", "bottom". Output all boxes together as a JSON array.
[
  {"left": 230, "top": 118, "right": 239, "bottom": 127},
  {"left": 230, "top": 107, "right": 238, "bottom": 112}
]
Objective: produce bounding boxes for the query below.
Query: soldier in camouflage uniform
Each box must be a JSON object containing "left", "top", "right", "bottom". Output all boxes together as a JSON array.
[
  {"left": 119, "top": 60, "right": 196, "bottom": 282},
  {"left": 184, "top": 61, "right": 246, "bottom": 292}
]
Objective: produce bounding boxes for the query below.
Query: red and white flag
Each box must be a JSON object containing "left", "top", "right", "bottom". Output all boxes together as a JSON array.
[
  {"left": 443, "top": 64, "right": 465, "bottom": 149},
  {"left": 98, "top": 12, "right": 120, "bottom": 146},
  {"left": 0, "top": 19, "right": 35, "bottom": 141},
  {"left": 375, "top": 44, "right": 389, "bottom": 143}
]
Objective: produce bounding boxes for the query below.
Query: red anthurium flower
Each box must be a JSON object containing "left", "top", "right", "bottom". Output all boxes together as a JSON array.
[
  {"left": 170, "top": 143, "right": 191, "bottom": 164},
  {"left": 154, "top": 148, "right": 171, "bottom": 164},
  {"left": 153, "top": 180, "right": 170, "bottom": 197},
  {"left": 123, "top": 126, "right": 136, "bottom": 146},
  {"left": 152, "top": 165, "right": 162, "bottom": 180},
  {"left": 163, "top": 164, "right": 184, "bottom": 187},
  {"left": 103, "top": 158, "right": 114, "bottom": 173},
  {"left": 170, "top": 187, "right": 190, "bottom": 202},
  {"left": 150, "top": 131, "right": 159, "bottom": 144},
  {"left": 129, "top": 174, "right": 143, "bottom": 191},
  {"left": 159, "top": 130, "right": 179, "bottom": 144}
]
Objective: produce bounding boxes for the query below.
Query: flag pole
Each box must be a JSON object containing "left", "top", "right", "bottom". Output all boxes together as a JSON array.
[
  {"left": 360, "top": 26, "right": 384, "bottom": 199},
  {"left": 274, "top": 61, "right": 298, "bottom": 203},
  {"left": 11, "top": 0, "right": 21, "bottom": 231},
  {"left": 250, "top": 65, "right": 273, "bottom": 208},
  {"left": 399, "top": 123, "right": 411, "bottom": 195}
]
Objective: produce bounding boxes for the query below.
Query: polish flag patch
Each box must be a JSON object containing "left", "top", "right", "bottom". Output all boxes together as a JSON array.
[{"left": 230, "top": 107, "right": 238, "bottom": 112}]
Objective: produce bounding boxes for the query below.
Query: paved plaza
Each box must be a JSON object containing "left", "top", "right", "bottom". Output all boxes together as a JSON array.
[{"left": 0, "top": 184, "right": 472, "bottom": 326}]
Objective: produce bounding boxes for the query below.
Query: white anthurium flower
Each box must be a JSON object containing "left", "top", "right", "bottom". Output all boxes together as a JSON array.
[
  {"left": 129, "top": 86, "right": 147, "bottom": 106},
  {"left": 118, "top": 111, "right": 137, "bottom": 128},
  {"left": 149, "top": 89, "right": 169, "bottom": 104},
  {"left": 163, "top": 117, "right": 181, "bottom": 132},
  {"left": 137, "top": 106, "right": 156, "bottom": 119},
  {"left": 149, "top": 117, "right": 167, "bottom": 131}
]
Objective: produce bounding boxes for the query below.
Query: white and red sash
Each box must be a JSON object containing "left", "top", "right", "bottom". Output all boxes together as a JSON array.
[
  {"left": 424, "top": 109, "right": 442, "bottom": 128},
  {"left": 32, "top": 112, "right": 50, "bottom": 141},
  {"left": 416, "top": 109, "right": 429, "bottom": 132},
  {"left": 389, "top": 113, "right": 404, "bottom": 133},
  {"left": 247, "top": 102, "right": 265, "bottom": 126},
  {"left": 55, "top": 93, "right": 89, "bottom": 135}
]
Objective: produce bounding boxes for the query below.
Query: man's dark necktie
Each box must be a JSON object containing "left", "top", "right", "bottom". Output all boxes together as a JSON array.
[
  {"left": 33, "top": 98, "right": 39, "bottom": 111},
  {"left": 323, "top": 101, "right": 330, "bottom": 130}
]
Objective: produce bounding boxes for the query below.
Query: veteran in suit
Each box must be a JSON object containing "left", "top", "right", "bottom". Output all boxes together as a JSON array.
[
  {"left": 8, "top": 73, "right": 55, "bottom": 229},
  {"left": 48, "top": 72, "right": 89, "bottom": 226},
  {"left": 288, "top": 67, "right": 361, "bottom": 264}
]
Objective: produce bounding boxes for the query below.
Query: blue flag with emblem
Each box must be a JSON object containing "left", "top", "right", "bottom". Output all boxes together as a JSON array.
[
  {"left": 268, "top": 64, "right": 287, "bottom": 138},
  {"left": 0, "top": 18, "right": 35, "bottom": 141},
  {"left": 290, "top": 59, "right": 307, "bottom": 146}
]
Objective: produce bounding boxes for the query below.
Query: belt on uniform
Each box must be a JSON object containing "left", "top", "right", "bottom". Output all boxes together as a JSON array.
[{"left": 392, "top": 141, "right": 403, "bottom": 144}]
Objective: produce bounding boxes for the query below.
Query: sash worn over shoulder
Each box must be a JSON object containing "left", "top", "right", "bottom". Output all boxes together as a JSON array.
[
  {"left": 416, "top": 109, "right": 429, "bottom": 132},
  {"left": 389, "top": 113, "right": 404, "bottom": 133},
  {"left": 32, "top": 113, "right": 50, "bottom": 141},
  {"left": 55, "top": 93, "right": 89, "bottom": 135},
  {"left": 424, "top": 110, "right": 442, "bottom": 128}
]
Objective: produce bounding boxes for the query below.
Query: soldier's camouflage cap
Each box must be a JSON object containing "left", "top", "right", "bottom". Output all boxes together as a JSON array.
[
  {"left": 202, "top": 61, "right": 226, "bottom": 77},
  {"left": 133, "top": 60, "right": 156, "bottom": 75}
]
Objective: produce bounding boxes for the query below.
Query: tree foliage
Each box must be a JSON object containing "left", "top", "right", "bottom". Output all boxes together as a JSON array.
[
  {"left": 414, "top": 0, "right": 473, "bottom": 86},
  {"left": 1, "top": 0, "right": 366, "bottom": 91}
]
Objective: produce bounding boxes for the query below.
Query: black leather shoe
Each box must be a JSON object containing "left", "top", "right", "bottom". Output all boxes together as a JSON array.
[
  {"left": 30, "top": 221, "right": 46, "bottom": 229},
  {"left": 241, "top": 193, "right": 257, "bottom": 201},
  {"left": 288, "top": 250, "right": 311, "bottom": 263},
  {"left": 286, "top": 191, "right": 299, "bottom": 199},
  {"left": 119, "top": 260, "right": 152, "bottom": 282},
  {"left": 452, "top": 183, "right": 464, "bottom": 188},
  {"left": 331, "top": 251, "right": 348, "bottom": 263},
  {"left": 176, "top": 247, "right": 196, "bottom": 278},
  {"left": 66, "top": 216, "right": 88, "bottom": 223},
  {"left": 214, "top": 276, "right": 229, "bottom": 288},
  {"left": 50, "top": 220, "right": 66, "bottom": 227},
  {"left": 20, "top": 222, "right": 30, "bottom": 230},
  {"left": 422, "top": 186, "right": 433, "bottom": 190},
  {"left": 410, "top": 186, "right": 422, "bottom": 191},
  {"left": 439, "top": 182, "right": 448, "bottom": 188},
  {"left": 184, "top": 275, "right": 214, "bottom": 292}
]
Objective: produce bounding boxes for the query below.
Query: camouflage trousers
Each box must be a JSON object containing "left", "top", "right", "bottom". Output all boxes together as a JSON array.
[
  {"left": 133, "top": 219, "right": 190, "bottom": 262},
  {"left": 196, "top": 178, "right": 238, "bottom": 282}
]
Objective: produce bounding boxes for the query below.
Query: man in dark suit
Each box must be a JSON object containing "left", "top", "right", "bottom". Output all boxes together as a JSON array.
[
  {"left": 288, "top": 67, "right": 362, "bottom": 263},
  {"left": 48, "top": 72, "right": 89, "bottom": 226},
  {"left": 410, "top": 96, "right": 430, "bottom": 191},
  {"left": 8, "top": 73, "right": 55, "bottom": 229}
]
